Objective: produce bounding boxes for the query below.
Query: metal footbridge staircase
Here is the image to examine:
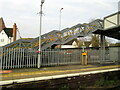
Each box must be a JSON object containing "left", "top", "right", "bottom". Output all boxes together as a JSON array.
[{"left": 2, "top": 19, "right": 103, "bottom": 50}]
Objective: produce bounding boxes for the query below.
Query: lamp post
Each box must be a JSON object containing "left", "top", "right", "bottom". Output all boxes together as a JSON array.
[
  {"left": 38, "top": 0, "right": 45, "bottom": 68},
  {"left": 59, "top": 8, "right": 63, "bottom": 31},
  {"left": 59, "top": 8, "right": 63, "bottom": 48}
]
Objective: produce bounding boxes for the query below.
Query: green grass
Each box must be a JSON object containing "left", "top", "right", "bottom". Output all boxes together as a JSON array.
[
  {"left": 94, "top": 76, "right": 118, "bottom": 87},
  {"left": 59, "top": 85, "right": 69, "bottom": 90}
]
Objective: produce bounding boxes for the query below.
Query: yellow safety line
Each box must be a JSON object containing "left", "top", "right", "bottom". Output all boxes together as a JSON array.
[{"left": 0, "top": 65, "right": 120, "bottom": 78}]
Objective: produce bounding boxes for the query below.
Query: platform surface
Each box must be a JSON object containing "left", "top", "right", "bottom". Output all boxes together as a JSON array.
[{"left": 0, "top": 64, "right": 120, "bottom": 82}]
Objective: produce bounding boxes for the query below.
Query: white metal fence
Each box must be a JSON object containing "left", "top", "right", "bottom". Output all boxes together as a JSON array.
[
  {"left": 0, "top": 48, "right": 38, "bottom": 69},
  {"left": 41, "top": 49, "right": 82, "bottom": 66},
  {"left": 0, "top": 47, "right": 119, "bottom": 70}
]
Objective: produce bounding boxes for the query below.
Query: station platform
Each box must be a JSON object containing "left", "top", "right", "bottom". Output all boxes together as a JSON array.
[{"left": 0, "top": 64, "right": 120, "bottom": 86}]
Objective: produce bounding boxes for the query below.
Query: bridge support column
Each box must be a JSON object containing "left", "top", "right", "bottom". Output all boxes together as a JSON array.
[{"left": 100, "top": 34, "right": 105, "bottom": 63}]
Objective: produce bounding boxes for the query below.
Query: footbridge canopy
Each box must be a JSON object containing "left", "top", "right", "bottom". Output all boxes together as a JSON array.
[
  {"left": 94, "top": 11, "right": 120, "bottom": 40},
  {"left": 93, "top": 25, "right": 120, "bottom": 40}
]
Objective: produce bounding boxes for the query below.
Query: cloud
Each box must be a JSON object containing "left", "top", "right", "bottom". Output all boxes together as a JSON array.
[{"left": 0, "top": 0, "right": 119, "bottom": 38}]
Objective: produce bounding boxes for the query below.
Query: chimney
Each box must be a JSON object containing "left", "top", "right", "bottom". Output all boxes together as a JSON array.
[{"left": 13, "top": 23, "right": 17, "bottom": 41}]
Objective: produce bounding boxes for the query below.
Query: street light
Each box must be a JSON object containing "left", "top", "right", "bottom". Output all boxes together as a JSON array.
[
  {"left": 59, "top": 8, "right": 63, "bottom": 31},
  {"left": 37, "top": 0, "right": 45, "bottom": 68},
  {"left": 59, "top": 8, "right": 63, "bottom": 48}
]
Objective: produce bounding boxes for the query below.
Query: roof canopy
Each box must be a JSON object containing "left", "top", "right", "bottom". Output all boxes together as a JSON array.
[{"left": 93, "top": 25, "right": 120, "bottom": 40}]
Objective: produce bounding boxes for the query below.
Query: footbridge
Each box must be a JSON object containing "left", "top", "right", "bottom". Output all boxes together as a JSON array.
[
  {"left": 2, "top": 12, "right": 120, "bottom": 50},
  {"left": 2, "top": 19, "right": 103, "bottom": 50}
]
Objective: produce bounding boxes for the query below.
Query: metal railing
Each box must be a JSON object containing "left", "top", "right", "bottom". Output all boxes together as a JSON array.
[
  {"left": 0, "top": 47, "right": 119, "bottom": 70},
  {"left": 87, "top": 49, "right": 101, "bottom": 63},
  {"left": 0, "top": 48, "right": 38, "bottom": 69},
  {"left": 41, "top": 49, "right": 82, "bottom": 66}
]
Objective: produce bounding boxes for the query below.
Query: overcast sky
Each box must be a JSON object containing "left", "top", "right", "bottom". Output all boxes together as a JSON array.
[{"left": 0, "top": 0, "right": 120, "bottom": 39}]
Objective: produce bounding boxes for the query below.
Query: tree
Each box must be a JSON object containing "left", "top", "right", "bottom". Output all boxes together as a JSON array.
[
  {"left": 91, "top": 34, "right": 100, "bottom": 47},
  {"left": 76, "top": 39, "right": 83, "bottom": 48},
  {"left": 109, "top": 43, "right": 120, "bottom": 46}
]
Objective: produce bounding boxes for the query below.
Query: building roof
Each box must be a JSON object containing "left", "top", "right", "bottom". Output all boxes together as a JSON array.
[
  {"left": 0, "top": 17, "right": 6, "bottom": 33},
  {"left": 4, "top": 28, "right": 13, "bottom": 37}
]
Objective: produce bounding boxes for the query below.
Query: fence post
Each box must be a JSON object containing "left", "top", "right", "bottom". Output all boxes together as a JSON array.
[
  {"left": 117, "top": 47, "right": 120, "bottom": 63},
  {"left": 0, "top": 47, "right": 3, "bottom": 69}
]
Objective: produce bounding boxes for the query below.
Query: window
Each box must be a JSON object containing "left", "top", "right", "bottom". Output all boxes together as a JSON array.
[{"left": 1, "top": 39, "right": 4, "bottom": 42}]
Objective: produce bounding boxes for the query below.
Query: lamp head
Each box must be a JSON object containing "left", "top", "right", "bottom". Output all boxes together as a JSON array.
[
  {"left": 41, "top": 0, "right": 45, "bottom": 4},
  {"left": 60, "top": 8, "right": 63, "bottom": 11},
  {"left": 61, "top": 8, "right": 63, "bottom": 10}
]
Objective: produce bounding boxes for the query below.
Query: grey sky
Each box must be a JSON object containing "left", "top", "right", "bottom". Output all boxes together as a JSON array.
[{"left": 0, "top": 0, "right": 119, "bottom": 38}]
